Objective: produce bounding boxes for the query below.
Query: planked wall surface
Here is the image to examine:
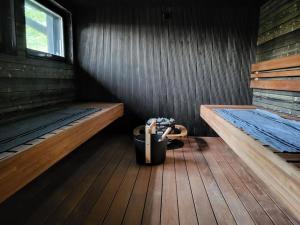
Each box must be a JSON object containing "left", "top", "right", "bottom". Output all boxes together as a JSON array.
[
  {"left": 74, "top": 5, "right": 259, "bottom": 135},
  {"left": 0, "top": 0, "right": 75, "bottom": 116},
  {"left": 253, "top": 0, "right": 300, "bottom": 117}
]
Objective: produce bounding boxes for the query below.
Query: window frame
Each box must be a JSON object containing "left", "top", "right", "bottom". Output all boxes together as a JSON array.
[
  {"left": 24, "top": 0, "right": 73, "bottom": 63},
  {"left": 0, "top": 0, "right": 17, "bottom": 54}
]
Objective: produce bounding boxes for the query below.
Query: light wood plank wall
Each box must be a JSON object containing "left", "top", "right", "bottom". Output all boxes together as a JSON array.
[
  {"left": 0, "top": 0, "right": 75, "bottom": 116},
  {"left": 253, "top": 0, "right": 300, "bottom": 117}
]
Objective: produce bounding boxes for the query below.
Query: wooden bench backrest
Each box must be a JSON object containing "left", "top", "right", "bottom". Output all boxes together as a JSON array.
[{"left": 250, "top": 54, "right": 300, "bottom": 92}]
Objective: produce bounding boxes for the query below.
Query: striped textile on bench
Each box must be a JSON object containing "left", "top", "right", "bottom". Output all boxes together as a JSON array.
[
  {"left": 215, "top": 109, "right": 300, "bottom": 153},
  {"left": 0, "top": 107, "right": 100, "bottom": 153}
]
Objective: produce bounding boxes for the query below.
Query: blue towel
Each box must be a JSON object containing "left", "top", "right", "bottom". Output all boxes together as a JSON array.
[{"left": 215, "top": 109, "right": 300, "bottom": 153}]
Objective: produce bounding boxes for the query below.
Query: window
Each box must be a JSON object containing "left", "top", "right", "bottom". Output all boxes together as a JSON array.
[{"left": 25, "top": 0, "right": 64, "bottom": 57}]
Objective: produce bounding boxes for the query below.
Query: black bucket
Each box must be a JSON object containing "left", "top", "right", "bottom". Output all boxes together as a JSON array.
[{"left": 134, "top": 134, "right": 167, "bottom": 165}]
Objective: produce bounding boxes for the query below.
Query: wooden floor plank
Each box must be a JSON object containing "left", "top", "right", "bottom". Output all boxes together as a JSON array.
[
  {"left": 189, "top": 138, "right": 237, "bottom": 225},
  {"left": 83, "top": 159, "right": 135, "bottom": 225},
  {"left": 174, "top": 148, "right": 198, "bottom": 225},
  {"left": 122, "top": 165, "right": 152, "bottom": 225},
  {"left": 65, "top": 137, "right": 134, "bottom": 225},
  {"left": 25, "top": 138, "right": 117, "bottom": 225},
  {"left": 183, "top": 139, "right": 217, "bottom": 225},
  {"left": 0, "top": 140, "right": 94, "bottom": 225},
  {"left": 0, "top": 135, "right": 297, "bottom": 225},
  {"left": 201, "top": 138, "right": 256, "bottom": 225},
  {"left": 218, "top": 139, "right": 296, "bottom": 225},
  {"left": 207, "top": 138, "right": 274, "bottom": 225},
  {"left": 101, "top": 158, "right": 140, "bottom": 225},
  {"left": 44, "top": 137, "right": 127, "bottom": 225},
  {"left": 161, "top": 150, "right": 179, "bottom": 225},
  {"left": 142, "top": 164, "right": 164, "bottom": 225},
  {"left": 200, "top": 105, "right": 300, "bottom": 221}
]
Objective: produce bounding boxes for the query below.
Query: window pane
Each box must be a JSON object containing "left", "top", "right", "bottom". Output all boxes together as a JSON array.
[{"left": 25, "top": 0, "right": 64, "bottom": 57}]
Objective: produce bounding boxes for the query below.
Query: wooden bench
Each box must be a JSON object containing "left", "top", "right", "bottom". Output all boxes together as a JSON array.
[
  {"left": 201, "top": 54, "right": 300, "bottom": 221},
  {"left": 201, "top": 105, "right": 300, "bottom": 222},
  {"left": 0, "top": 102, "right": 124, "bottom": 204}
]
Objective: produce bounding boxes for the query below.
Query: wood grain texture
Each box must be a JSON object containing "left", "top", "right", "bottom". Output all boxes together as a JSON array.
[
  {"left": 74, "top": 5, "right": 258, "bottom": 135},
  {"left": 0, "top": 134, "right": 297, "bottom": 225},
  {"left": 200, "top": 105, "right": 300, "bottom": 222},
  {"left": 254, "top": 0, "right": 300, "bottom": 117},
  {"left": 250, "top": 80, "right": 300, "bottom": 92},
  {"left": 251, "top": 54, "right": 300, "bottom": 72},
  {"left": 0, "top": 102, "right": 124, "bottom": 204},
  {"left": 257, "top": 0, "right": 300, "bottom": 45},
  {"left": 256, "top": 29, "right": 300, "bottom": 62},
  {"left": 251, "top": 70, "right": 300, "bottom": 78},
  {"left": 251, "top": 54, "right": 300, "bottom": 113},
  {"left": 253, "top": 89, "right": 300, "bottom": 117},
  {"left": 0, "top": 0, "right": 75, "bottom": 115}
]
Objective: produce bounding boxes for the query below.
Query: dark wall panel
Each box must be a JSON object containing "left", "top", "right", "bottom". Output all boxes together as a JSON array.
[
  {"left": 0, "top": 0, "right": 75, "bottom": 115},
  {"left": 254, "top": 0, "right": 300, "bottom": 117},
  {"left": 75, "top": 6, "right": 258, "bottom": 135}
]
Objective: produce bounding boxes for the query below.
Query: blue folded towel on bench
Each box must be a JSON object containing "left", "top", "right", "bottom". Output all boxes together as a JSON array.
[
  {"left": 215, "top": 109, "right": 300, "bottom": 153},
  {"left": 0, "top": 107, "right": 101, "bottom": 153}
]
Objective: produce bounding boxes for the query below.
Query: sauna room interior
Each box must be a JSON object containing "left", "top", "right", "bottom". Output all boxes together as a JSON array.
[{"left": 0, "top": 0, "right": 299, "bottom": 224}]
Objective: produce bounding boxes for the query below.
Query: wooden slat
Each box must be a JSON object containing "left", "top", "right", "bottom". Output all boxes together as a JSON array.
[
  {"left": 217, "top": 139, "right": 296, "bottom": 225},
  {"left": 174, "top": 149, "right": 198, "bottom": 225},
  {"left": 141, "top": 163, "right": 164, "bottom": 225},
  {"left": 200, "top": 105, "right": 300, "bottom": 222},
  {"left": 189, "top": 138, "right": 237, "bottom": 225},
  {"left": 275, "top": 153, "right": 300, "bottom": 162},
  {"left": 74, "top": 6, "right": 257, "bottom": 136},
  {"left": 0, "top": 138, "right": 100, "bottom": 225},
  {"left": 122, "top": 166, "right": 152, "bottom": 225},
  {"left": 293, "top": 162, "right": 300, "bottom": 168},
  {"left": 0, "top": 152, "right": 14, "bottom": 160},
  {"left": 251, "top": 70, "right": 300, "bottom": 78},
  {"left": 250, "top": 80, "right": 300, "bottom": 92},
  {"left": 201, "top": 138, "right": 255, "bottom": 225},
  {"left": 208, "top": 139, "right": 274, "bottom": 225},
  {"left": 25, "top": 137, "right": 118, "bottom": 225},
  {"left": 101, "top": 161, "right": 140, "bottom": 225},
  {"left": 0, "top": 135, "right": 298, "bottom": 225},
  {"left": 65, "top": 138, "right": 134, "bottom": 225},
  {"left": 0, "top": 103, "right": 124, "bottom": 204},
  {"left": 83, "top": 159, "right": 136, "bottom": 225},
  {"left": 161, "top": 150, "right": 179, "bottom": 225},
  {"left": 182, "top": 139, "right": 217, "bottom": 225},
  {"left": 43, "top": 140, "right": 127, "bottom": 225},
  {"left": 251, "top": 54, "right": 300, "bottom": 72}
]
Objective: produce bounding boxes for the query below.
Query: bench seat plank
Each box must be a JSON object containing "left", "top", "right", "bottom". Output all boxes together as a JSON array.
[{"left": 0, "top": 102, "right": 123, "bottom": 204}]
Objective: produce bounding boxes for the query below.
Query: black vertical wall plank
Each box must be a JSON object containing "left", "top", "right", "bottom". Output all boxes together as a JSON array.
[
  {"left": 75, "top": 5, "right": 258, "bottom": 135},
  {"left": 0, "top": 0, "right": 75, "bottom": 115}
]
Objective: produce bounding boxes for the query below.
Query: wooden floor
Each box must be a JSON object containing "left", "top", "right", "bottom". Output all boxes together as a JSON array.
[{"left": 0, "top": 131, "right": 298, "bottom": 225}]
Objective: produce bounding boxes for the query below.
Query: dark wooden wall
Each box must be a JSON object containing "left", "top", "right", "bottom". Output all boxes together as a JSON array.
[
  {"left": 253, "top": 0, "right": 300, "bottom": 117},
  {"left": 74, "top": 5, "right": 259, "bottom": 135},
  {"left": 0, "top": 0, "right": 75, "bottom": 115}
]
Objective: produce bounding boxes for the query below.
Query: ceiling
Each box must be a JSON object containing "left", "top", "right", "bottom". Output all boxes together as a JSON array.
[{"left": 57, "top": 0, "right": 268, "bottom": 10}]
